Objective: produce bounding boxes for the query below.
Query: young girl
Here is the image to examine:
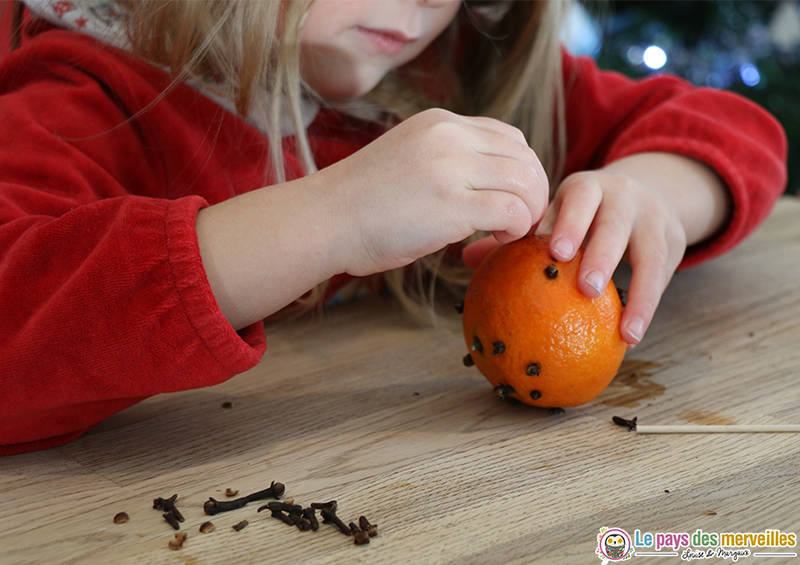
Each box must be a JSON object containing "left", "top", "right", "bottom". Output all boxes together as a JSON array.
[{"left": 0, "top": 0, "right": 787, "bottom": 455}]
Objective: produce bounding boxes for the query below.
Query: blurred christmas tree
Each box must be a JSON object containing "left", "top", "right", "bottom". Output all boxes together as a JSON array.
[{"left": 584, "top": 0, "right": 799, "bottom": 195}]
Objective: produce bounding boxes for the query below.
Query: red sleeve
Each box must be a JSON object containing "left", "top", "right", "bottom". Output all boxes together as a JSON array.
[
  {"left": 0, "top": 33, "right": 268, "bottom": 454},
  {"left": 561, "top": 51, "right": 788, "bottom": 268}
]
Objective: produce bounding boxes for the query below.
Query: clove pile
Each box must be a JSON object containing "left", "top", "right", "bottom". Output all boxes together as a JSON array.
[
  {"left": 146, "top": 481, "right": 378, "bottom": 549},
  {"left": 257, "top": 498, "right": 378, "bottom": 545}
]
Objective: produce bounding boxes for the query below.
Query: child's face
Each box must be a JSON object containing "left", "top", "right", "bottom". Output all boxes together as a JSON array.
[{"left": 300, "top": 0, "right": 461, "bottom": 100}]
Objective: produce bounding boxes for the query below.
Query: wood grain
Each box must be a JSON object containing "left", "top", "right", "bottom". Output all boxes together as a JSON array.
[{"left": 1, "top": 197, "right": 799, "bottom": 564}]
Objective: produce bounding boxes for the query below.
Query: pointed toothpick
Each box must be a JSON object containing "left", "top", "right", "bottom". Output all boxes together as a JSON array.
[{"left": 612, "top": 416, "right": 800, "bottom": 434}]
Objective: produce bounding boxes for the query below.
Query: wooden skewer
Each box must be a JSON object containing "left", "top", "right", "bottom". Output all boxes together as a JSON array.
[
  {"left": 612, "top": 416, "right": 800, "bottom": 434},
  {"left": 636, "top": 424, "right": 800, "bottom": 434}
]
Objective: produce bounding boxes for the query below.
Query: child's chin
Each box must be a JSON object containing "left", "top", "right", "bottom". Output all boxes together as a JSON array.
[{"left": 310, "top": 73, "right": 384, "bottom": 102}]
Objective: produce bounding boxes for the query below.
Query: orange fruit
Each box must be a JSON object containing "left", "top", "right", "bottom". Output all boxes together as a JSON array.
[{"left": 462, "top": 235, "right": 626, "bottom": 408}]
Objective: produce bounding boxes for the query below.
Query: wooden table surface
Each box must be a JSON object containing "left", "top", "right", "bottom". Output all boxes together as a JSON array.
[{"left": 2, "top": 197, "right": 799, "bottom": 565}]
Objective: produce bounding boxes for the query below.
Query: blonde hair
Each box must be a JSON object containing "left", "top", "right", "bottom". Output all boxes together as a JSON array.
[
  {"left": 119, "top": 0, "right": 316, "bottom": 184},
  {"left": 114, "top": 0, "right": 571, "bottom": 321}
]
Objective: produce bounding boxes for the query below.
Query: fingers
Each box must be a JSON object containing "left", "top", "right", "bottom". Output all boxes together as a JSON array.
[
  {"left": 465, "top": 187, "right": 535, "bottom": 241},
  {"left": 413, "top": 111, "right": 549, "bottom": 236},
  {"left": 547, "top": 171, "right": 687, "bottom": 346},
  {"left": 541, "top": 175, "right": 603, "bottom": 260},
  {"left": 547, "top": 174, "right": 629, "bottom": 298},
  {"left": 467, "top": 153, "right": 550, "bottom": 240},
  {"left": 576, "top": 203, "right": 632, "bottom": 300},
  {"left": 620, "top": 240, "right": 666, "bottom": 345},
  {"left": 444, "top": 112, "right": 548, "bottom": 191},
  {"left": 460, "top": 114, "right": 530, "bottom": 148},
  {"left": 467, "top": 127, "right": 546, "bottom": 182},
  {"left": 620, "top": 226, "right": 684, "bottom": 346},
  {"left": 419, "top": 110, "right": 534, "bottom": 163}
]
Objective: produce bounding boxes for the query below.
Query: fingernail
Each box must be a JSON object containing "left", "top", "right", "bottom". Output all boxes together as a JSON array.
[
  {"left": 625, "top": 318, "right": 645, "bottom": 344},
  {"left": 585, "top": 271, "right": 604, "bottom": 294},
  {"left": 551, "top": 237, "right": 574, "bottom": 260}
]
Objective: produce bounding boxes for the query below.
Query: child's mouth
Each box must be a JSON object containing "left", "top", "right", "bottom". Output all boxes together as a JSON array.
[{"left": 356, "top": 26, "right": 416, "bottom": 56}]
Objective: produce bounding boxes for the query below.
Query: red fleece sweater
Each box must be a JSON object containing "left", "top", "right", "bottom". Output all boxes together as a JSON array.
[{"left": 0, "top": 29, "right": 787, "bottom": 454}]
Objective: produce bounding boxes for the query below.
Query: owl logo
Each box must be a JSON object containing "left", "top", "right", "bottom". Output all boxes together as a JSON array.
[
  {"left": 596, "top": 527, "right": 633, "bottom": 563},
  {"left": 605, "top": 534, "right": 626, "bottom": 558}
]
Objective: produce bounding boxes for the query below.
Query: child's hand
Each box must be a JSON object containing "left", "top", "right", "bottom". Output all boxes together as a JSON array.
[
  {"left": 463, "top": 153, "right": 728, "bottom": 347},
  {"left": 320, "top": 108, "right": 549, "bottom": 276},
  {"left": 536, "top": 169, "right": 688, "bottom": 347}
]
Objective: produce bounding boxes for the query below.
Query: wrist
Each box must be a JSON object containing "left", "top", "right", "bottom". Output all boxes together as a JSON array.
[
  {"left": 196, "top": 177, "right": 346, "bottom": 329},
  {"left": 308, "top": 159, "right": 388, "bottom": 278},
  {"left": 300, "top": 165, "right": 359, "bottom": 278}
]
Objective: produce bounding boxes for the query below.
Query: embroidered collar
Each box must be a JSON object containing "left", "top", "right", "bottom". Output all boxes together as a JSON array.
[{"left": 23, "top": 0, "right": 128, "bottom": 48}]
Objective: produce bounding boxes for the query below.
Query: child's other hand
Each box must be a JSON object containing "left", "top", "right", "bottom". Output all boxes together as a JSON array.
[
  {"left": 536, "top": 168, "right": 688, "bottom": 347},
  {"left": 320, "top": 109, "right": 549, "bottom": 277}
]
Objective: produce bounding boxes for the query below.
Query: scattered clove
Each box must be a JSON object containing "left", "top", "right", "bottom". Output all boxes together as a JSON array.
[
  {"left": 221, "top": 401, "right": 234, "bottom": 408},
  {"left": 168, "top": 532, "right": 187, "bottom": 550},
  {"left": 113, "top": 512, "right": 129, "bottom": 524},
  {"left": 545, "top": 264, "right": 559, "bottom": 279},
  {"left": 303, "top": 507, "right": 320, "bottom": 531},
  {"left": 612, "top": 415, "right": 638, "bottom": 431},
  {"left": 320, "top": 507, "right": 352, "bottom": 536},
  {"left": 491, "top": 341, "right": 505, "bottom": 355},
  {"left": 616, "top": 287, "right": 628, "bottom": 307},
  {"left": 350, "top": 522, "right": 370, "bottom": 545},
  {"left": 225, "top": 488, "right": 239, "bottom": 497},
  {"left": 204, "top": 497, "right": 245, "bottom": 515},
  {"left": 163, "top": 511, "right": 181, "bottom": 530},
  {"left": 454, "top": 301, "right": 464, "bottom": 314},
  {"left": 359, "top": 516, "right": 378, "bottom": 537},
  {"left": 289, "top": 513, "right": 311, "bottom": 531},
  {"left": 232, "top": 520, "right": 249, "bottom": 531},
  {"left": 204, "top": 481, "right": 285, "bottom": 515},
  {"left": 525, "top": 363, "right": 540, "bottom": 376},
  {"left": 310, "top": 500, "right": 338, "bottom": 511},
  {"left": 264, "top": 507, "right": 294, "bottom": 526},
  {"left": 153, "top": 494, "right": 185, "bottom": 523},
  {"left": 529, "top": 390, "right": 542, "bottom": 401},
  {"left": 199, "top": 521, "right": 215, "bottom": 533},
  {"left": 463, "top": 354, "right": 474, "bottom": 367},
  {"left": 548, "top": 407, "right": 566, "bottom": 415},
  {"left": 259, "top": 501, "right": 303, "bottom": 515}
]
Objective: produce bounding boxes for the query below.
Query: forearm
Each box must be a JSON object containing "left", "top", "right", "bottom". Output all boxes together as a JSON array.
[
  {"left": 196, "top": 174, "right": 345, "bottom": 330},
  {"left": 600, "top": 152, "right": 731, "bottom": 247}
]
